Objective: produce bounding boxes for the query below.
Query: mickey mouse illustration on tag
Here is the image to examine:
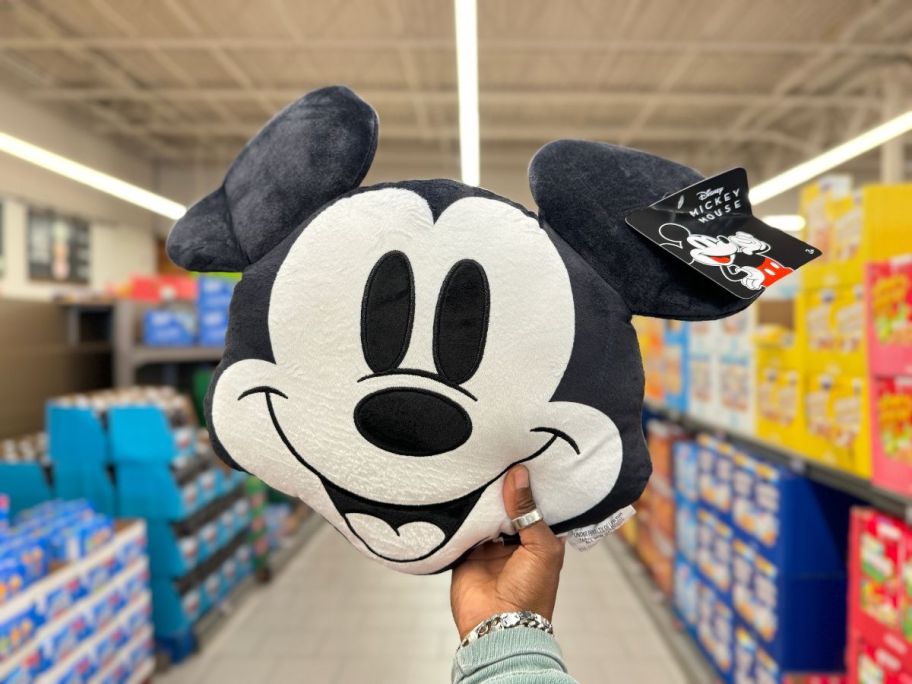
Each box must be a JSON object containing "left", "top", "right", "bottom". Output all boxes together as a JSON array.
[
  {"left": 626, "top": 168, "right": 820, "bottom": 299},
  {"left": 657, "top": 225, "right": 794, "bottom": 292}
]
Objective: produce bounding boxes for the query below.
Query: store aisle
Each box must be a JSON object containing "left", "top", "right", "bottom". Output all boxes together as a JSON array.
[{"left": 158, "top": 524, "right": 689, "bottom": 684}]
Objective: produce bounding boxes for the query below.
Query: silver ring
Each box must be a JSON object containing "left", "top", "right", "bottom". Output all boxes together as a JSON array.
[{"left": 511, "top": 509, "right": 543, "bottom": 532}]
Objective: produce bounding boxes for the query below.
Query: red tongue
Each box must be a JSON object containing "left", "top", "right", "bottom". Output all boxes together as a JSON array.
[{"left": 710, "top": 255, "right": 731, "bottom": 264}]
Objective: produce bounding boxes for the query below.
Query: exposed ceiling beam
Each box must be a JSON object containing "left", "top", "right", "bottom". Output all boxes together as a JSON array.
[
  {"left": 27, "top": 87, "right": 881, "bottom": 109},
  {"left": 713, "top": 0, "right": 898, "bottom": 159},
  {"left": 92, "top": 122, "right": 819, "bottom": 151},
  {"left": 0, "top": 37, "right": 909, "bottom": 57}
]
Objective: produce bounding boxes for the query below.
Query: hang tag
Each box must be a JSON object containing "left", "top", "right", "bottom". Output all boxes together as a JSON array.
[
  {"left": 625, "top": 168, "right": 822, "bottom": 299},
  {"left": 565, "top": 505, "right": 636, "bottom": 551}
]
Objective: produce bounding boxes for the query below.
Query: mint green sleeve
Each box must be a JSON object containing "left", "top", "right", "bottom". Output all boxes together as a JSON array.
[{"left": 451, "top": 628, "right": 579, "bottom": 684}]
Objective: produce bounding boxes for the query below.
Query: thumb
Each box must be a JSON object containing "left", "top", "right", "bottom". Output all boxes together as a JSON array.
[{"left": 503, "top": 465, "right": 561, "bottom": 555}]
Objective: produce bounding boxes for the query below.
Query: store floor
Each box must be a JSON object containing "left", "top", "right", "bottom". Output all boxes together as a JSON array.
[{"left": 158, "top": 524, "right": 688, "bottom": 684}]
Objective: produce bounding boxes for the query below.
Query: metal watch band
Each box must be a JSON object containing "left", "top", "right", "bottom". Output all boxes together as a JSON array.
[{"left": 458, "top": 611, "right": 554, "bottom": 649}]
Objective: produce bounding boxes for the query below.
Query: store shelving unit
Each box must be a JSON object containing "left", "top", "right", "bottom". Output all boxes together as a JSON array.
[
  {"left": 112, "top": 300, "right": 223, "bottom": 387},
  {"left": 645, "top": 401, "right": 912, "bottom": 524}
]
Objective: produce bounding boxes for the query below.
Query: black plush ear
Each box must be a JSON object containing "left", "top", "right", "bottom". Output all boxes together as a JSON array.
[
  {"left": 529, "top": 140, "right": 754, "bottom": 320},
  {"left": 167, "top": 85, "right": 378, "bottom": 272}
]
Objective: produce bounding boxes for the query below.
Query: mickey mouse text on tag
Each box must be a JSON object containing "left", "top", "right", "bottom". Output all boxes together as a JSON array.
[{"left": 625, "top": 168, "right": 821, "bottom": 299}]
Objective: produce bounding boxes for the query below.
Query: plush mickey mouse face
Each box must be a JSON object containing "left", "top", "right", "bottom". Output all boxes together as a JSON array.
[{"left": 168, "top": 86, "right": 756, "bottom": 574}]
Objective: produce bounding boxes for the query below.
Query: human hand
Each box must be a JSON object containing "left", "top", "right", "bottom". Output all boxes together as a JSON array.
[{"left": 450, "top": 465, "right": 565, "bottom": 639}]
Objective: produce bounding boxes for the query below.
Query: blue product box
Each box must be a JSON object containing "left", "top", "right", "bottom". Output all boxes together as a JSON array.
[
  {"left": 673, "top": 554, "right": 699, "bottom": 631},
  {"left": 697, "top": 436, "right": 733, "bottom": 520},
  {"left": 197, "top": 308, "right": 228, "bottom": 347},
  {"left": 697, "top": 506, "right": 732, "bottom": 596},
  {"left": 662, "top": 321, "right": 689, "bottom": 412},
  {"left": 733, "top": 624, "right": 758, "bottom": 684},
  {"left": 673, "top": 441, "right": 699, "bottom": 502},
  {"left": 730, "top": 532, "right": 847, "bottom": 672},
  {"left": 675, "top": 495, "right": 698, "bottom": 564},
  {"left": 731, "top": 449, "right": 856, "bottom": 575},
  {"left": 142, "top": 309, "right": 195, "bottom": 347},
  {"left": 196, "top": 276, "right": 235, "bottom": 312},
  {"left": 697, "top": 581, "right": 734, "bottom": 681}
]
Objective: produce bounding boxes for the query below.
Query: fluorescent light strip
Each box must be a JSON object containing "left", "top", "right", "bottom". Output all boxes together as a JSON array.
[
  {"left": 0, "top": 131, "right": 186, "bottom": 220},
  {"left": 454, "top": 0, "right": 480, "bottom": 186},
  {"left": 751, "top": 110, "right": 912, "bottom": 205},
  {"left": 762, "top": 214, "right": 806, "bottom": 233}
]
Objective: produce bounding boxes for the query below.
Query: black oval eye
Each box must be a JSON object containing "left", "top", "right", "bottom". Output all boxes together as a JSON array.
[
  {"left": 433, "top": 260, "right": 489, "bottom": 385},
  {"left": 361, "top": 251, "right": 415, "bottom": 373}
]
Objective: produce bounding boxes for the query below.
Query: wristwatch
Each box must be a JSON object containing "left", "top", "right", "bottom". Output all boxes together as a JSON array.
[{"left": 459, "top": 611, "right": 554, "bottom": 649}]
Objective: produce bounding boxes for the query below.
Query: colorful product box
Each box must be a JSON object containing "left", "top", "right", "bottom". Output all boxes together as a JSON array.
[
  {"left": 801, "top": 368, "right": 869, "bottom": 476},
  {"left": 662, "top": 321, "right": 689, "bottom": 412},
  {"left": 718, "top": 353, "right": 755, "bottom": 433},
  {"left": 731, "top": 451, "right": 854, "bottom": 574},
  {"left": 689, "top": 319, "right": 718, "bottom": 356},
  {"left": 697, "top": 437, "right": 733, "bottom": 519},
  {"left": 732, "top": 534, "right": 848, "bottom": 671},
  {"left": 867, "top": 257, "right": 912, "bottom": 376},
  {"left": 673, "top": 555, "right": 699, "bottom": 631},
  {"left": 697, "top": 582, "right": 734, "bottom": 679},
  {"left": 755, "top": 348, "right": 804, "bottom": 448},
  {"left": 675, "top": 495, "right": 698, "bottom": 564},
  {"left": 673, "top": 440, "right": 699, "bottom": 502},
  {"left": 688, "top": 353, "right": 720, "bottom": 424},
  {"left": 697, "top": 507, "right": 732, "bottom": 594}
]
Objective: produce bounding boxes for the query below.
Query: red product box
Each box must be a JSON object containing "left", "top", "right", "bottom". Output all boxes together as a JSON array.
[
  {"left": 128, "top": 275, "right": 198, "bottom": 303},
  {"left": 872, "top": 375, "right": 912, "bottom": 497},
  {"left": 847, "top": 508, "right": 912, "bottom": 679},
  {"left": 867, "top": 259, "right": 912, "bottom": 375}
]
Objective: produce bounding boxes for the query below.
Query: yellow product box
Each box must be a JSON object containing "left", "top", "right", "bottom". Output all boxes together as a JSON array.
[
  {"left": 799, "top": 368, "right": 870, "bottom": 477},
  {"left": 754, "top": 345, "right": 804, "bottom": 449},
  {"left": 798, "top": 283, "right": 866, "bottom": 371},
  {"left": 802, "top": 183, "right": 912, "bottom": 289}
]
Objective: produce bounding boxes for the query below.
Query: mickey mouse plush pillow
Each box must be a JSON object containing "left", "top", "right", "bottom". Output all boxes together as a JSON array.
[{"left": 168, "top": 85, "right": 757, "bottom": 574}]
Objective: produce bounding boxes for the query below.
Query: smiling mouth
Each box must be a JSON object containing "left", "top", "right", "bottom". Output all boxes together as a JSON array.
[
  {"left": 710, "top": 254, "right": 733, "bottom": 264},
  {"left": 240, "top": 386, "right": 577, "bottom": 563}
]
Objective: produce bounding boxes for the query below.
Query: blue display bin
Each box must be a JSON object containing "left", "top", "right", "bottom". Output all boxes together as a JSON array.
[
  {"left": 46, "top": 405, "right": 108, "bottom": 468},
  {"left": 0, "top": 463, "right": 52, "bottom": 515},
  {"left": 731, "top": 449, "right": 856, "bottom": 574},
  {"left": 53, "top": 465, "right": 117, "bottom": 517},
  {"left": 731, "top": 532, "right": 847, "bottom": 672}
]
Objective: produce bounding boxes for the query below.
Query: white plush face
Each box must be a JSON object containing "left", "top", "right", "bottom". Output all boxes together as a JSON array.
[{"left": 211, "top": 188, "right": 623, "bottom": 574}]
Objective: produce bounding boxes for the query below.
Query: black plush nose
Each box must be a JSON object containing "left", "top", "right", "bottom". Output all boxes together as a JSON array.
[{"left": 354, "top": 388, "right": 472, "bottom": 456}]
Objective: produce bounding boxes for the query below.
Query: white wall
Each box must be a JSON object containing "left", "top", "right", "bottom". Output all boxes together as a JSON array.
[{"left": 0, "top": 86, "right": 160, "bottom": 299}]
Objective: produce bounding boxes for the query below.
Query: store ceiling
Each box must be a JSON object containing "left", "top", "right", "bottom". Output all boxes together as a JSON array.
[{"left": 0, "top": 0, "right": 910, "bottom": 187}]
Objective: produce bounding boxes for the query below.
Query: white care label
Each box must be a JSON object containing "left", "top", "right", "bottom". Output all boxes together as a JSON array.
[{"left": 565, "top": 505, "right": 636, "bottom": 551}]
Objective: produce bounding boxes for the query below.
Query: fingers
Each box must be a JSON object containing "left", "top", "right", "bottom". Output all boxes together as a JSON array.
[{"left": 503, "top": 466, "right": 563, "bottom": 558}]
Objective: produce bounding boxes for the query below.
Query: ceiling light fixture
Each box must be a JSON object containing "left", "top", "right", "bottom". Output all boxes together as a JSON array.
[
  {"left": 0, "top": 131, "right": 186, "bottom": 220},
  {"left": 761, "top": 214, "right": 806, "bottom": 232},
  {"left": 750, "top": 110, "right": 912, "bottom": 205},
  {"left": 454, "top": 0, "right": 480, "bottom": 186}
]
